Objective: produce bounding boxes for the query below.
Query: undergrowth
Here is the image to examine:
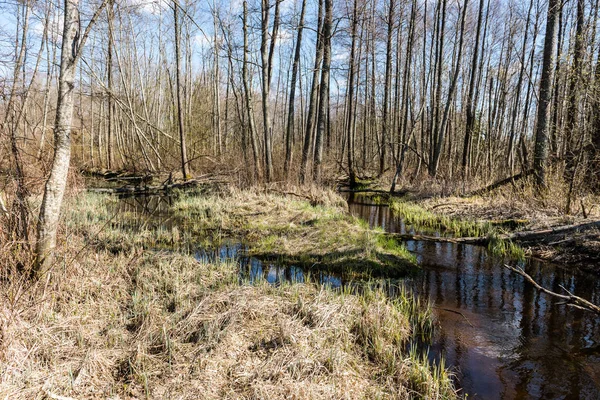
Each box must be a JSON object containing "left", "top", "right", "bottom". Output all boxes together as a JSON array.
[{"left": 0, "top": 189, "right": 457, "bottom": 399}]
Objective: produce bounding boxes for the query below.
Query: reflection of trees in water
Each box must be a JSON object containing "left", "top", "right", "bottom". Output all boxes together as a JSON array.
[
  {"left": 404, "top": 242, "right": 600, "bottom": 399},
  {"left": 345, "top": 195, "right": 600, "bottom": 399},
  {"left": 113, "top": 194, "right": 175, "bottom": 231}
]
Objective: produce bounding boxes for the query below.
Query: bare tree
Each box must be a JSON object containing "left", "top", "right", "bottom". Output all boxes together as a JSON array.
[
  {"left": 36, "top": 0, "right": 108, "bottom": 271},
  {"left": 284, "top": 0, "right": 307, "bottom": 179},
  {"left": 533, "top": 0, "right": 561, "bottom": 189},
  {"left": 312, "top": 0, "right": 332, "bottom": 183}
]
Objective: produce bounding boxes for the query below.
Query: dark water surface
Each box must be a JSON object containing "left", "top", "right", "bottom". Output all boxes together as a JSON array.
[
  {"left": 348, "top": 195, "right": 600, "bottom": 400},
  {"left": 114, "top": 193, "right": 600, "bottom": 399}
]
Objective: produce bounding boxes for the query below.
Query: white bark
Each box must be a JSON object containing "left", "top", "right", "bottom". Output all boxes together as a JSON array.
[{"left": 36, "top": 0, "right": 106, "bottom": 271}]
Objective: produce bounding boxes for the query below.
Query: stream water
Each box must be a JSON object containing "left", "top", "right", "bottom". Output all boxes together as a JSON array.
[{"left": 114, "top": 193, "right": 600, "bottom": 399}]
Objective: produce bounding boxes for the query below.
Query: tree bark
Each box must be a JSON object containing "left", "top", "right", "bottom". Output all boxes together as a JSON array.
[
  {"left": 242, "top": 0, "right": 262, "bottom": 180},
  {"left": 533, "top": 0, "right": 561, "bottom": 189},
  {"left": 284, "top": 0, "right": 306, "bottom": 179},
  {"left": 173, "top": 0, "right": 190, "bottom": 179},
  {"left": 299, "top": 0, "right": 324, "bottom": 184},
  {"left": 312, "top": 0, "right": 332, "bottom": 183},
  {"left": 36, "top": 0, "right": 107, "bottom": 271}
]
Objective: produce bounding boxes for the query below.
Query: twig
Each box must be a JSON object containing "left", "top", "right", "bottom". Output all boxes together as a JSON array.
[
  {"left": 433, "top": 306, "right": 475, "bottom": 327},
  {"left": 44, "top": 390, "right": 77, "bottom": 400},
  {"left": 503, "top": 264, "right": 600, "bottom": 314}
]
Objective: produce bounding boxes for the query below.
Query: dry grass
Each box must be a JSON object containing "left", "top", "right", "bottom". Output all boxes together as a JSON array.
[
  {"left": 394, "top": 172, "right": 600, "bottom": 234},
  {"left": 0, "top": 189, "right": 456, "bottom": 399},
  {"left": 0, "top": 241, "right": 454, "bottom": 399},
  {"left": 169, "top": 187, "right": 418, "bottom": 277}
]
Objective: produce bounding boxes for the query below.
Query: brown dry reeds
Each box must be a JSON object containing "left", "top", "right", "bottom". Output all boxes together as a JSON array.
[{"left": 0, "top": 189, "right": 456, "bottom": 399}]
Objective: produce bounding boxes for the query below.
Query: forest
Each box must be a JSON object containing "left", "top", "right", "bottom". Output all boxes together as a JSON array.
[{"left": 1, "top": 0, "right": 600, "bottom": 397}]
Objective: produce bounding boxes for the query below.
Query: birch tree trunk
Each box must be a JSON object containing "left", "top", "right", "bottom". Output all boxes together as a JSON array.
[{"left": 35, "top": 0, "right": 106, "bottom": 271}]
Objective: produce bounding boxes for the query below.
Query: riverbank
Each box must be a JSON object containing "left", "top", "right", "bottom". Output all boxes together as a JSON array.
[
  {"left": 351, "top": 175, "right": 600, "bottom": 274},
  {"left": 0, "top": 188, "right": 456, "bottom": 399}
]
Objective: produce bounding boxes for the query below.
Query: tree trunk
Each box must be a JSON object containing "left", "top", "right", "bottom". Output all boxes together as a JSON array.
[
  {"left": 344, "top": 0, "right": 359, "bottom": 187},
  {"left": 533, "top": 0, "right": 561, "bottom": 189},
  {"left": 462, "top": 0, "right": 485, "bottom": 178},
  {"left": 299, "top": 0, "right": 324, "bottom": 183},
  {"left": 242, "top": 0, "right": 262, "bottom": 180},
  {"left": 36, "top": 0, "right": 106, "bottom": 271},
  {"left": 174, "top": 0, "right": 190, "bottom": 179},
  {"left": 284, "top": 0, "right": 306, "bottom": 179},
  {"left": 107, "top": 0, "right": 115, "bottom": 169},
  {"left": 312, "top": 0, "right": 332, "bottom": 183},
  {"left": 381, "top": 0, "right": 394, "bottom": 177}
]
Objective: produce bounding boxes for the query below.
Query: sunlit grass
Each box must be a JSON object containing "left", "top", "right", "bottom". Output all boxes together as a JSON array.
[{"left": 0, "top": 189, "right": 458, "bottom": 399}]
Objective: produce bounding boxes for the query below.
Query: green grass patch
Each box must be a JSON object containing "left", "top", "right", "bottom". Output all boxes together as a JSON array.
[{"left": 389, "top": 199, "right": 496, "bottom": 237}]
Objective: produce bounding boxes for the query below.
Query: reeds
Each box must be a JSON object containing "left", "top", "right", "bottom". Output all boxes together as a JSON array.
[{"left": 0, "top": 188, "right": 457, "bottom": 399}]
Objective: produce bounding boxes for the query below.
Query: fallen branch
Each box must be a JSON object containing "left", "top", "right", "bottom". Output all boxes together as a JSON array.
[
  {"left": 506, "top": 220, "right": 600, "bottom": 244},
  {"left": 503, "top": 264, "right": 600, "bottom": 314},
  {"left": 385, "top": 232, "right": 487, "bottom": 245},
  {"left": 338, "top": 188, "right": 409, "bottom": 197},
  {"left": 386, "top": 220, "right": 600, "bottom": 247},
  {"left": 433, "top": 306, "right": 475, "bottom": 327},
  {"left": 87, "top": 179, "right": 202, "bottom": 195},
  {"left": 463, "top": 169, "right": 534, "bottom": 197}
]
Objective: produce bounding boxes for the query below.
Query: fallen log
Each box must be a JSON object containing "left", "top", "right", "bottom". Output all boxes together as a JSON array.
[
  {"left": 384, "top": 219, "right": 600, "bottom": 247},
  {"left": 506, "top": 220, "right": 600, "bottom": 244},
  {"left": 385, "top": 232, "right": 487, "bottom": 245},
  {"left": 463, "top": 169, "right": 534, "bottom": 197},
  {"left": 87, "top": 179, "right": 201, "bottom": 195},
  {"left": 338, "top": 188, "right": 409, "bottom": 197}
]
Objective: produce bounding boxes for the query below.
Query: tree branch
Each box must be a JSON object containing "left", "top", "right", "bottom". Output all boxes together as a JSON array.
[{"left": 503, "top": 264, "right": 600, "bottom": 314}]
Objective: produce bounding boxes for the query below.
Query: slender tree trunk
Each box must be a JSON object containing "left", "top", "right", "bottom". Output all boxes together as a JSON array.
[
  {"left": 260, "top": 0, "right": 279, "bottom": 181},
  {"left": 431, "top": 0, "right": 467, "bottom": 177},
  {"left": 312, "top": 0, "right": 332, "bottom": 183},
  {"left": 507, "top": 0, "right": 533, "bottom": 172},
  {"left": 173, "top": 0, "right": 190, "bottom": 179},
  {"left": 381, "top": 0, "right": 394, "bottom": 177},
  {"left": 242, "top": 0, "right": 261, "bottom": 180},
  {"left": 284, "top": 0, "right": 306, "bottom": 179},
  {"left": 564, "top": 0, "right": 584, "bottom": 181},
  {"left": 462, "top": 0, "right": 485, "bottom": 178},
  {"left": 533, "top": 0, "right": 561, "bottom": 189},
  {"left": 299, "top": 0, "right": 324, "bottom": 183},
  {"left": 213, "top": 5, "right": 222, "bottom": 159},
  {"left": 344, "top": 0, "right": 359, "bottom": 187},
  {"left": 107, "top": 0, "right": 115, "bottom": 169},
  {"left": 391, "top": 0, "right": 416, "bottom": 192},
  {"left": 429, "top": 0, "right": 446, "bottom": 176}
]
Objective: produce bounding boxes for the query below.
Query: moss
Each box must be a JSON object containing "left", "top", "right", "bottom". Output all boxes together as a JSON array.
[{"left": 171, "top": 190, "right": 419, "bottom": 278}]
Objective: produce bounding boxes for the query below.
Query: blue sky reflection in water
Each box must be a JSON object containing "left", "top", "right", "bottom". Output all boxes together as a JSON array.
[{"left": 115, "top": 193, "right": 600, "bottom": 399}]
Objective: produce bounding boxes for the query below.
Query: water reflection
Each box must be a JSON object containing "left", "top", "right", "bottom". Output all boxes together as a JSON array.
[
  {"left": 195, "top": 242, "right": 342, "bottom": 288},
  {"left": 114, "top": 194, "right": 600, "bottom": 399},
  {"left": 349, "top": 195, "right": 600, "bottom": 399},
  {"left": 111, "top": 194, "right": 175, "bottom": 231}
]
